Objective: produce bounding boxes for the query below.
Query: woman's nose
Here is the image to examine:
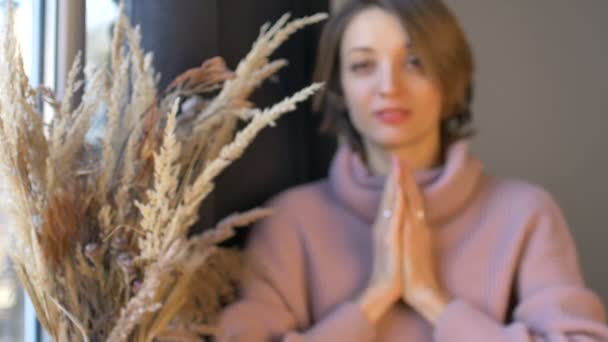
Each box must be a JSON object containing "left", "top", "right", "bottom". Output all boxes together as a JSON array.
[{"left": 378, "top": 63, "right": 402, "bottom": 97}]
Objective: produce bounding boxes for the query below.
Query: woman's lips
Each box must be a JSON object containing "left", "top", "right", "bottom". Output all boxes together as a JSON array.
[{"left": 375, "top": 108, "right": 412, "bottom": 125}]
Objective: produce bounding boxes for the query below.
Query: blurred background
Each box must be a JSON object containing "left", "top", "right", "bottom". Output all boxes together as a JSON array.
[
  {"left": 444, "top": 0, "right": 608, "bottom": 308},
  {"left": 0, "top": 0, "right": 606, "bottom": 340}
]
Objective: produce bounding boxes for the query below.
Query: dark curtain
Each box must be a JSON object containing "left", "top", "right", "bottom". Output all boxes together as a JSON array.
[{"left": 124, "top": 0, "right": 336, "bottom": 246}]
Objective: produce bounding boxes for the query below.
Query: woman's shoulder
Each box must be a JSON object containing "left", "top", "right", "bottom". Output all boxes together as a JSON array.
[
  {"left": 248, "top": 178, "right": 336, "bottom": 234},
  {"left": 264, "top": 178, "right": 334, "bottom": 214},
  {"left": 475, "top": 175, "right": 574, "bottom": 256},
  {"left": 246, "top": 179, "right": 335, "bottom": 245},
  {"left": 482, "top": 174, "right": 564, "bottom": 217}
]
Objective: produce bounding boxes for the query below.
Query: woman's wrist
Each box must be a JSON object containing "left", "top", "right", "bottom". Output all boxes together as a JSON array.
[
  {"left": 355, "top": 286, "right": 396, "bottom": 324},
  {"left": 409, "top": 288, "right": 451, "bottom": 324}
]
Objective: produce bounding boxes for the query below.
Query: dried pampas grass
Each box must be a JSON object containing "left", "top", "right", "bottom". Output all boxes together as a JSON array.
[{"left": 0, "top": 2, "right": 326, "bottom": 341}]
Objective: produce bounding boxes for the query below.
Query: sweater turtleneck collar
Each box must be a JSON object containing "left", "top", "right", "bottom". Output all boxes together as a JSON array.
[{"left": 328, "top": 140, "right": 483, "bottom": 225}]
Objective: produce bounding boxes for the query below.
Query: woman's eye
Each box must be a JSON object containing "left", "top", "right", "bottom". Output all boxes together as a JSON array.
[
  {"left": 350, "top": 61, "right": 374, "bottom": 73},
  {"left": 406, "top": 55, "right": 422, "bottom": 70}
]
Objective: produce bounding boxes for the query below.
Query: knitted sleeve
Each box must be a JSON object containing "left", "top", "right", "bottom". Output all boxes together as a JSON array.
[
  {"left": 217, "top": 193, "right": 376, "bottom": 342},
  {"left": 434, "top": 190, "right": 608, "bottom": 341}
]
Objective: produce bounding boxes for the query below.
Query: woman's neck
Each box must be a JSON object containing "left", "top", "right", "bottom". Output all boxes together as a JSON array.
[{"left": 363, "top": 130, "right": 441, "bottom": 175}]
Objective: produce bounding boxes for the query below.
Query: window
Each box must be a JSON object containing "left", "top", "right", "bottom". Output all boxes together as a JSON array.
[
  {"left": 86, "top": 0, "right": 117, "bottom": 67},
  {"left": 86, "top": 0, "right": 118, "bottom": 142}
]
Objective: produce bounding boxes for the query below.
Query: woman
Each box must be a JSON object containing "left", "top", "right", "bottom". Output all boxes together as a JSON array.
[{"left": 218, "top": 0, "right": 608, "bottom": 340}]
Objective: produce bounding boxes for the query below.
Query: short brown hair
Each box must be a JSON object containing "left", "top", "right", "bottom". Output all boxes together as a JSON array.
[{"left": 313, "top": 0, "right": 475, "bottom": 155}]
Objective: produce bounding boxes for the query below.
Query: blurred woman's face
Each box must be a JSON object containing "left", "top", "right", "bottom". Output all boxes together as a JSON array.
[{"left": 340, "top": 7, "right": 442, "bottom": 154}]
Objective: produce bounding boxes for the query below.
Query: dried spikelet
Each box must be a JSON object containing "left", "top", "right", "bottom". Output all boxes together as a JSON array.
[
  {"left": 125, "top": 22, "right": 157, "bottom": 115},
  {"left": 36, "top": 85, "right": 61, "bottom": 111},
  {"left": 47, "top": 52, "right": 84, "bottom": 187},
  {"left": 167, "top": 57, "right": 237, "bottom": 172},
  {"left": 55, "top": 65, "right": 105, "bottom": 176},
  {"left": 199, "top": 114, "right": 239, "bottom": 166},
  {"left": 194, "top": 208, "right": 273, "bottom": 248},
  {"left": 133, "top": 209, "right": 268, "bottom": 341},
  {"left": 0, "top": 3, "right": 48, "bottom": 199},
  {"left": 155, "top": 210, "right": 272, "bottom": 340},
  {"left": 39, "top": 190, "right": 79, "bottom": 266},
  {"left": 244, "top": 59, "right": 289, "bottom": 98},
  {"left": 175, "top": 13, "right": 327, "bottom": 188},
  {"left": 111, "top": 1, "right": 127, "bottom": 72},
  {"left": 98, "top": 53, "right": 130, "bottom": 201},
  {"left": 138, "top": 246, "right": 217, "bottom": 342},
  {"left": 191, "top": 83, "right": 323, "bottom": 195},
  {"left": 99, "top": 8, "right": 137, "bottom": 206},
  {"left": 136, "top": 102, "right": 181, "bottom": 261},
  {"left": 165, "top": 249, "right": 242, "bottom": 331},
  {"left": 0, "top": 0, "right": 48, "bottom": 275},
  {"left": 106, "top": 265, "right": 164, "bottom": 341},
  {"left": 165, "top": 84, "right": 322, "bottom": 250},
  {"left": 115, "top": 20, "right": 159, "bottom": 219},
  {"left": 193, "top": 13, "right": 328, "bottom": 129},
  {"left": 233, "top": 14, "right": 326, "bottom": 96},
  {"left": 49, "top": 295, "right": 89, "bottom": 342}
]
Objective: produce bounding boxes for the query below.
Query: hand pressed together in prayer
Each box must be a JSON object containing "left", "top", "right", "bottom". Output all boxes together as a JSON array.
[{"left": 356, "top": 156, "right": 451, "bottom": 325}]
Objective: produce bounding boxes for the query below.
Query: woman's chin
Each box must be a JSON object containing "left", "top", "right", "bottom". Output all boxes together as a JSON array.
[{"left": 372, "top": 137, "right": 417, "bottom": 152}]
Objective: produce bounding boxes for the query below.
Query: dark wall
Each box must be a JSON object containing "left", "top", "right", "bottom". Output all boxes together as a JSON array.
[{"left": 124, "top": 0, "right": 335, "bottom": 243}]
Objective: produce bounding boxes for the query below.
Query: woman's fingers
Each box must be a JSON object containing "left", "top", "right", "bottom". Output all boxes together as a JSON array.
[
  {"left": 379, "top": 165, "right": 396, "bottom": 213},
  {"left": 399, "top": 162, "right": 426, "bottom": 224},
  {"left": 378, "top": 157, "right": 400, "bottom": 224},
  {"left": 388, "top": 174, "right": 404, "bottom": 241}
]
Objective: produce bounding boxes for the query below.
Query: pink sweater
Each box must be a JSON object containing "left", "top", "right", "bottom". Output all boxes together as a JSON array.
[{"left": 218, "top": 141, "right": 608, "bottom": 341}]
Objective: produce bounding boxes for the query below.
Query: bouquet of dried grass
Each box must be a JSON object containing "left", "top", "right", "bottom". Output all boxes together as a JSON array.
[{"left": 0, "top": 2, "right": 326, "bottom": 341}]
